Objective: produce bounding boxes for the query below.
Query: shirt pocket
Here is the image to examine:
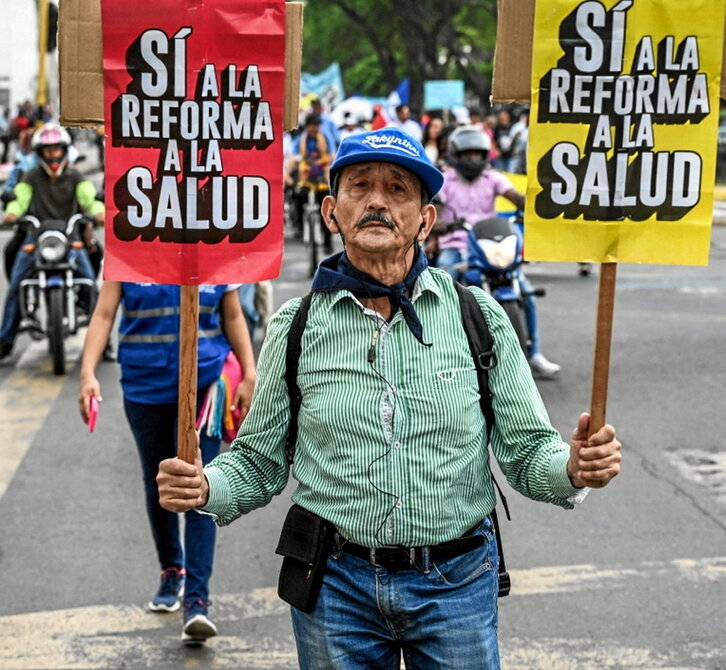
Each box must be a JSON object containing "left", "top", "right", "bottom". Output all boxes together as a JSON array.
[{"left": 404, "top": 366, "right": 483, "bottom": 449}]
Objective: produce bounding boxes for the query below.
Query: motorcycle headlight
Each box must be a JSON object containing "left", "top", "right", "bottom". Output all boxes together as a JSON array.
[
  {"left": 38, "top": 231, "right": 69, "bottom": 263},
  {"left": 479, "top": 235, "right": 518, "bottom": 269}
]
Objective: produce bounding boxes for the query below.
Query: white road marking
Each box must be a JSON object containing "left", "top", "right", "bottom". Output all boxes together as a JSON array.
[
  {"left": 0, "top": 557, "right": 723, "bottom": 669},
  {"left": 0, "top": 331, "right": 85, "bottom": 500},
  {"left": 503, "top": 638, "right": 723, "bottom": 670},
  {"left": 666, "top": 449, "right": 726, "bottom": 508},
  {"left": 512, "top": 555, "right": 726, "bottom": 595}
]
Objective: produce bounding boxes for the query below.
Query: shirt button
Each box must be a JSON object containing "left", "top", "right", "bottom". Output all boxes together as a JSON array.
[
  {"left": 393, "top": 441, "right": 401, "bottom": 449},
  {"left": 395, "top": 501, "right": 403, "bottom": 509}
]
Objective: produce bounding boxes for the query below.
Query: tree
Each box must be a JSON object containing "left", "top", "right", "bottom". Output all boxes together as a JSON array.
[{"left": 299, "top": 0, "right": 498, "bottom": 113}]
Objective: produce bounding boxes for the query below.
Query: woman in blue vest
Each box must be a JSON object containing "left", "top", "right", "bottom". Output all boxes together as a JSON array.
[{"left": 78, "top": 281, "right": 256, "bottom": 645}]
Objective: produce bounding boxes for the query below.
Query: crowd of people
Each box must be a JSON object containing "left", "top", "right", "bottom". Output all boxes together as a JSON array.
[
  {"left": 0, "top": 101, "right": 45, "bottom": 166},
  {"left": 284, "top": 101, "right": 531, "bottom": 197}
]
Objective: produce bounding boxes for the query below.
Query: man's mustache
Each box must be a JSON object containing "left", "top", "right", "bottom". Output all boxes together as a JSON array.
[{"left": 356, "top": 213, "right": 395, "bottom": 229}]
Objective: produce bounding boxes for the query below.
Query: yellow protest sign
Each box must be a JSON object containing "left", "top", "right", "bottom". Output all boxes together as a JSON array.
[{"left": 526, "top": 0, "right": 725, "bottom": 265}]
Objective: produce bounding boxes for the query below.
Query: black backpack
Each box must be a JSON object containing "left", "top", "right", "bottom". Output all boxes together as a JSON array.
[{"left": 283, "top": 283, "right": 511, "bottom": 597}]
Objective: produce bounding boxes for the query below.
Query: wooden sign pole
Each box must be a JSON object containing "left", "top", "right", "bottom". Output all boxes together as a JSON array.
[
  {"left": 589, "top": 262, "right": 617, "bottom": 437},
  {"left": 177, "top": 285, "right": 199, "bottom": 464},
  {"left": 169, "top": 4, "right": 303, "bottom": 464}
]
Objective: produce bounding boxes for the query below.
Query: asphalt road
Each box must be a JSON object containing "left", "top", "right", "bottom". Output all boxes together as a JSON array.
[{"left": 0, "top": 193, "right": 725, "bottom": 668}]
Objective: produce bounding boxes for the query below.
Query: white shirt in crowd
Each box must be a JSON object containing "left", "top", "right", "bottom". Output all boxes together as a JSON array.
[{"left": 387, "top": 118, "right": 423, "bottom": 142}]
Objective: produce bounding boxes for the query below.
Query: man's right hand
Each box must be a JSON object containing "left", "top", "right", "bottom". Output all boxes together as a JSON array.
[{"left": 157, "top": 447, "right": 210, "bottom": 512}]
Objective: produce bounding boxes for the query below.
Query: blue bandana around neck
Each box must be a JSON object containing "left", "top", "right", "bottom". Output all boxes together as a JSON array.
[{"left": 311, "top": 246, "right": 431, "bottom": 345}]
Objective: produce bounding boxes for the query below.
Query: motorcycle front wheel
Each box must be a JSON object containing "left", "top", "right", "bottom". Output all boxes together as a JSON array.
[
  {"left": 501, "top": 300, "right": 529, "bottom": 355},
  {"left": 48, "top": 286, "right": 66, "bottom": 376}
]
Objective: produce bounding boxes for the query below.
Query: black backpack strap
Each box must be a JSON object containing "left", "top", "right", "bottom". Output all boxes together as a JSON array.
[
  {"left": 454, "top": 282, "right": 512, "bottom": 597},
  {"left": 453, "top": 282, "right": 511, "bottom": 515},
  {"left": 284, "top": 293, "right": 313, "bottom": 466},
  {"left": 454, "top": 282, "right": 497, "bottom": 442},
  {"left": 490, "top": 505, "right": 511, "bottom": 597}
]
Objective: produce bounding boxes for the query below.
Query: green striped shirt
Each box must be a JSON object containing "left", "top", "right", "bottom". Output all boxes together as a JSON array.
[{"left": 204, "top": 267, "right": 579, "bottom": 547}]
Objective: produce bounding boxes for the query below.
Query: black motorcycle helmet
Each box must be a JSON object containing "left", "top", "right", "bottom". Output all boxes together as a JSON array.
[{"left": 447, "top": 126, "right": 491, "bottom": 182}]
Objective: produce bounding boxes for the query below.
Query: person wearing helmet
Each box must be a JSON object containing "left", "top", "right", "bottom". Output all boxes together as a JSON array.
[
  {"left": 0, "top": 123, "right": 103, "bottom": 361},
  {"left": 31, "top": 122, "right": 72, "bottom": 177},
  {"left": 156, "top": 127, "right": 622, "bottom": 669},
  {"left": 435, "top": 125, "right": 561, "bottom": 379}
]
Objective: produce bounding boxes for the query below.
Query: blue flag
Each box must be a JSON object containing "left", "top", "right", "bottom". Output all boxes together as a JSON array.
[{"left": 301, "top": 63, "right": 345, "bottom": 109}]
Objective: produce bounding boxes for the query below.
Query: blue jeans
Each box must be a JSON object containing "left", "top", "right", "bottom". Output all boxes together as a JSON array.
[
  {"left": 291, "top": 518, "right": 500, "bottom": 670},
  {"left": 0, "top": 245, "right": 95, "bottom": 346},
  {"left": 123, "top": 397, "right": 221, "bottom": 605}
]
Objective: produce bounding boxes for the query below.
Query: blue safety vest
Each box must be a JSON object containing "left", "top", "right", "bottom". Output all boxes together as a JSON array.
[{"left": 118, "top": 283, "right": 231, "bottom": 404}]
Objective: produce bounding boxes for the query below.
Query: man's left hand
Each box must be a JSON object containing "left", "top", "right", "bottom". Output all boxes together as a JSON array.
[{"left": 567, "top": 413, "right": 622, "bottom": 489}]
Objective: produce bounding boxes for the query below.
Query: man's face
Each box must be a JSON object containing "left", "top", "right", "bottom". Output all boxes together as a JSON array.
[
  {"left": 322, "top": 162, "right": 435, "bottom": 256},
  {"left": 397, "top": 106, "right": 410, "bottom": 122}
]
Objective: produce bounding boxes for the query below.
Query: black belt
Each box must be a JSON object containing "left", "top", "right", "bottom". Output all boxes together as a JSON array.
[{"left": 339, "top": 521, "right": 485, "bottom": 571}]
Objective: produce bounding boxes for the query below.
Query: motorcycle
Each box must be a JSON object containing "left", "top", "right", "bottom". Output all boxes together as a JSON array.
[
  {"left": 17, "top": 214, "right": 98, "bottom": 375},
  {"left": 298, "top": 174, "right": 331, "bottom": 278},
  {"left": 440, "top": 208, "right": 545, "bottom": 355}
]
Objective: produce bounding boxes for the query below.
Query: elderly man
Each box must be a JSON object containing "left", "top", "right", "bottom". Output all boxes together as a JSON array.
[{"left": 157, "top": 128, "right": 622, "bottom": 669}]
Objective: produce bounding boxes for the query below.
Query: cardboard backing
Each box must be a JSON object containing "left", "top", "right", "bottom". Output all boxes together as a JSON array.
[{"left": 491, "top": 0, "right": 726, "bottom": 103}]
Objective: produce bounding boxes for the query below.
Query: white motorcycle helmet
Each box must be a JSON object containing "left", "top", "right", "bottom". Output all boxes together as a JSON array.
[
  {"left": 31, "top": 123, "right": 72, "bottom": 178},
  {"left": 447, "top": 126, "right": 491, "bottom": 182}
]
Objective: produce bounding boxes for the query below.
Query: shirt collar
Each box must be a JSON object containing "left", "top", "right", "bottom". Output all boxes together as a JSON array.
[{"left": 327, "top": 266, "right": 442, "bottom": 311}]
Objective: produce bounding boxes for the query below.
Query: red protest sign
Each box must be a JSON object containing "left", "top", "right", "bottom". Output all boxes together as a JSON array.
[{"left": 101, "top": 0, "right": 285, "bottom": 285}]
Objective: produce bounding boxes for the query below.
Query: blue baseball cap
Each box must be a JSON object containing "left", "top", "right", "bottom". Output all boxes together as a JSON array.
[{"left": 329, "top": 127, "right": 444, "bottom": 201}]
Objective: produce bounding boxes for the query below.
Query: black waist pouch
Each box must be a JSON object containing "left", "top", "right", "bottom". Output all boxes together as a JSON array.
[{"left": 275, "top": 504, "right": 331, "bottom": 613}]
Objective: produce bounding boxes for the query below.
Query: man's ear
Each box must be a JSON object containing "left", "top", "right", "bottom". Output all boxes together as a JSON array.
[
  {"left": 321, "top": 195, "right": 338, "bottom": 232},
  {"left": 419, "top": 203, "right": 437, "bottom": 240}
]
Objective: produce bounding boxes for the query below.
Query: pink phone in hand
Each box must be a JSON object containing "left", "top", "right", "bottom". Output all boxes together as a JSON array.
[{"left": 88, "top": 396, "right": 99, "bottom": 433}]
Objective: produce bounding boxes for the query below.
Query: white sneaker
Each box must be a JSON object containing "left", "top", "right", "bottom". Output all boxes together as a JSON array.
[
  {"left": 182, "top": 601, "right": 218, "bottom": 645},
  {"left": 529, "top": 352, "right": 561, "bottom": 379}
]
